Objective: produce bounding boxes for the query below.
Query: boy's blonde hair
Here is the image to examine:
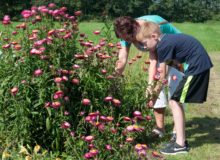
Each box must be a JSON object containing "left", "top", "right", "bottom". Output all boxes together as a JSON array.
[{"left": 136, "top": 22, "right": 161, "bottom": 41}]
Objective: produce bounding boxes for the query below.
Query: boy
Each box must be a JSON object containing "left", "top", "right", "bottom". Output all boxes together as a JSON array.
[
  {"left": 136, "top": 21, "right": 213, "bottom": 155},
  {"left": 114, "top": 15, "right": 184, "bottom": 139}
]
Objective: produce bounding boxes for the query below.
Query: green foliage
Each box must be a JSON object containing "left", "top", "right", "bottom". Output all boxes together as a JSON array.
[
  {"left": 148, "top": 0, "right": 213, "bottom": 22},
  {"left": 0, "top": 5, "right": 154, "bottom": 159}
]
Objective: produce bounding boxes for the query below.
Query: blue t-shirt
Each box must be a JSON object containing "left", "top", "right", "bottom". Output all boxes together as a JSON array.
[
  {"left": 156, "top": 34, "right": 213, "bottom": 76},
  {"left": 120, "top": 15, "right": 181, "bottom": 48}
]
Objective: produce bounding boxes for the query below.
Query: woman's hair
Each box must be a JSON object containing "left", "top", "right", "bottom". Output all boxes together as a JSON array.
[
  {"left": 113, "top": 16, "right": 139, "bottom": 43},
  {"left": 136, "top": 22, "right": 161, "bottom": 41}
]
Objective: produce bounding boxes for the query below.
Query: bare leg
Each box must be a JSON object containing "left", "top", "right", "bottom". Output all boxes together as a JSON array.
[
  {"left": 153, "top": 108, "right": 165, "bottom": 132},
  {"left": 169, "top": 100, "right": 185, "bottom": 146}
]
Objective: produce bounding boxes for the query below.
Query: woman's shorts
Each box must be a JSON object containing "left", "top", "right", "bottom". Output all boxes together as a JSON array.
[{"left": 171, "top": 69, "right": 210, "bottom": 103}]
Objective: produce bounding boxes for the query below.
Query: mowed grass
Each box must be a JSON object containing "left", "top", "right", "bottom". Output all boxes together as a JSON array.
[{"left": 1, "top": 21, "right": 220, "bottom": 159}]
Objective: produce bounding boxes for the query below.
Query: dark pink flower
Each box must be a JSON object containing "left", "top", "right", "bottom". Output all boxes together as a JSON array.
[
  {"left": 21, "top": 10, "right": 32, "bottom": 19},
  {"left": 105, "top": 144, "right": 112, "bottom": 151},
  {"left": 34, "top": 69, "right": 43, "bottom": 76},
  {"left": 93, "top": 30, "right": 100, "bottom": 35},
  {"left": 61, "top": 121, "right": 71, "bottom": 129},
  {"left": 2, "top": 44, "right": 11, "bottom": 49}
]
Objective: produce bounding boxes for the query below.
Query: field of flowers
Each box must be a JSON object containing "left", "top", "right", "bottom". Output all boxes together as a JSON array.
[{"left": 0, "top": 4, "right": 162, "bottom": 160}]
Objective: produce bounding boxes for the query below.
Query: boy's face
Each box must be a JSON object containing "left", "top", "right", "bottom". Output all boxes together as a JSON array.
[{"left": 139, "top": 33, "right": 159, "bottom": 51}]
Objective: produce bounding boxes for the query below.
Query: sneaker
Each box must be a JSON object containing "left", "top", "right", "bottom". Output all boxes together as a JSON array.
[
  {"left": 163, "top": 139, "right": 189, "bottom": 149},
  {"left": 160, "top": 142, "right": 188, "bottom": 155},
  {"left": 152, "top": 128, "right": 164, "bottom": 138},
  {"left": 162, "top": 133, "right": 176, "bottom": 147}
]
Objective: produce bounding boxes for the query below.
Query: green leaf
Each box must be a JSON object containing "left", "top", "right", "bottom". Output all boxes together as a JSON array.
[{"left": 46, "top": 117, "right": 51, "bottom": 131}]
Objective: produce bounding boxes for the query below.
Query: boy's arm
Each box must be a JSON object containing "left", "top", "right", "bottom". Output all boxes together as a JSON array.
[
  {"left": 115, "top": 46, "right": 130, "bottom": 75},
  {"left": 154, "top": 62, "right": 167, "bottom": 94},
  {"left": 148, "top": 51, "right": 157, "bottom": 84},
  {"left": 145, "top": 51, "right": 158, "bottom": 99},
  {"left": 147, "top": 62, "right": 167, "bottom": 107}
]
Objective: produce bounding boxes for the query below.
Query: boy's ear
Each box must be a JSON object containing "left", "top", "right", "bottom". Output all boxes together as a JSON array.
[{"left": 151, "top": 33, "right": 159, "bottom": 39}]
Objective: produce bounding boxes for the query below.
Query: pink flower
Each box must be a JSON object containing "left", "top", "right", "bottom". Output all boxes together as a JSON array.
[
  {"left": 100, "top": 116, "right": 107, "bottom": 121},
  {"left": 83, "top": 152, "right": 92, "bottom": 159},
  {"left": 21, "top": 80, "right": 27, "bottom": 84},
  {"left": 3, "top": 15, "right": 10, "bottom": 21},
  {"left": 110, "top": 128, "right": 117, "bottom": 134},
  {"left": 135, "top": 144, "right": 143, "bottom": 151},
  {"left": 74, "top": 10, "right": 82, "bottom": 16},
  {"left": 62, "top": 76, "right": 68, "bottom": 82},
  {"left": 133, "top": 111, "right": 142, "bottom": 117},
  {"left": 97, "top": 123, "right": 105, "bottom": 132},
  {"left": 48, "top": 3, "right": 56, "bottom": 8},
  {"left": 126, "top": 137, "right": 134, "bottom": 143},
  {"left": 12, "top": 31, "right": 18, "bottom": 35},
  {"left": 162, "top": 79, "right": 168, "bottom": 85},
  {"left": 53, "top": 91, "right": 64, "bottom": 99},
  {"left": 2, "top": 15, "right": 11, "bottom": 25},
  {"left": 10, "top": 87, "right": 18, "bottom": 96},
  {"left": 63, "top": 33, "right": 72, "bottom": 39},
  {"left": 126, "top": 125, "right": 134, "bottom": 132},
  {"left": 123, "top": 116, "right": 131, "bottom": 122},
  {"left": 44, "top": 102, "right": 51, "bottom": 108},
  {"left": 61, "top": 121, "right": 71, "bottom": 129},
  {"left": 21, "top": 10, "right": 32, "bottom": 19},
  {"left": 51, "top": 101, "right": 61, "bottom": 109},
  {"left": 84, "top": 135, "right": 94, "bottom": 143},
  {"left": 34, "top": 69, "right": 43, "bottom": 76},
  {"left": 82, "top": 98, "right": 91, "bottom": 106},
  {"left": 93, "top": 30, "right": 100, "bottom": 35},
  {"left": 70, "top": 131, "right": 75, "bottom": 137},
  {"left": 146, "top": 115, "right": 152, "bottom": 121},
  {"left": 138, "top": 149, "right": 146, "bottom": 157},
  {"left": 101, "top": 69, "right": 107, "bottom": 75},
  {"left": 112, "top": 98, "right": 121, "bottom": 107},
  {"left": 72, "top": 78, "right": 80, "bottom": 85},
  {"left": 154, "top": 74, "right": 160, "bottom": 81},
  {"left": 105, "top": 144, "right": 112, "bottom": 151},
  {"left": 104, "top": 96, "right": 113, "bottom": 102},
  {"left": 14, "top": 44, "right": 22, "bottom": 51},
  {"left": 89, "top": 149, "right": 99, "bottom": 156},
  {"left": 73, "top": 64, "right": 80, "bottom": 69},
  {"left": 106, "top": 116, "right": 114, "bottom": 122},
  {"left": 54, "top": 77, "right": 62, "bottom": 83},
  {"left": 2, "top": 44, "right": 11, "bottom": 49}
]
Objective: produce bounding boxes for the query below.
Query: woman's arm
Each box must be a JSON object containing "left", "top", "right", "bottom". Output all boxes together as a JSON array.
[{"left": 115, "top": 46, "right": 130, "bottom": 75}]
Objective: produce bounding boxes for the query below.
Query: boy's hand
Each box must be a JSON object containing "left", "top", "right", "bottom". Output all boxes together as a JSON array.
[{"left": 145, "top": 86, "right": 153, "bottom": 98}]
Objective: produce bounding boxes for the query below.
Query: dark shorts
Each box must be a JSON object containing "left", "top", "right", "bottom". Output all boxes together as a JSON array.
[{"left": 171, "top": 69, "right": 210, "bottom": 103}]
